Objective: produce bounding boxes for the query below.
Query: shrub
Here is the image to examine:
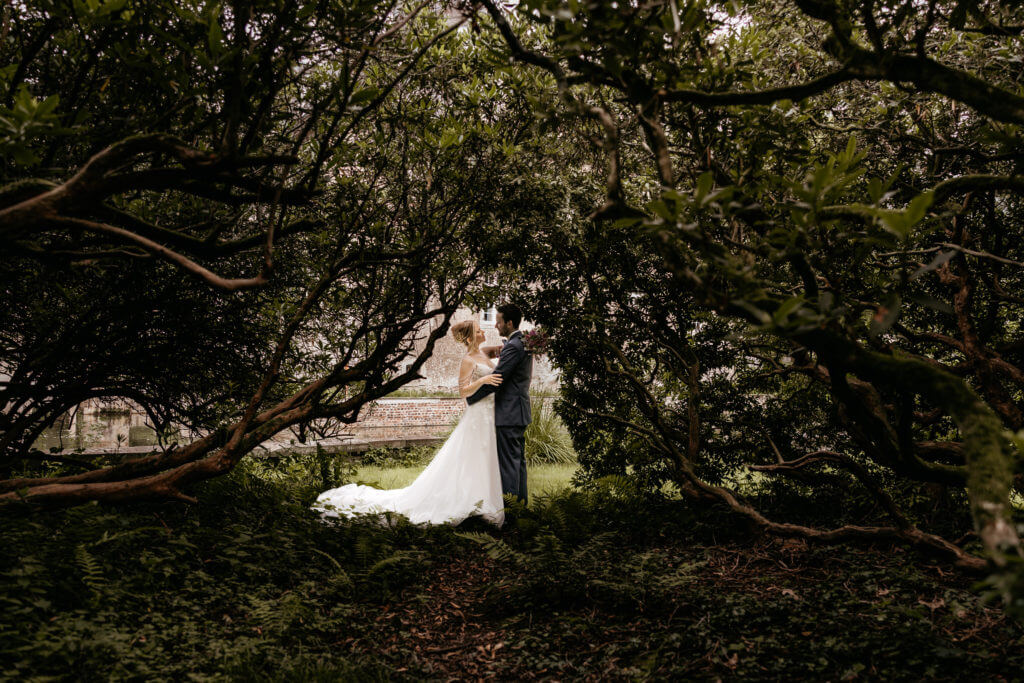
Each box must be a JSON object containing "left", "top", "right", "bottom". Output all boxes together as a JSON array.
[{"left": 359, "top": 445, "right": 433, "bottom": 468}]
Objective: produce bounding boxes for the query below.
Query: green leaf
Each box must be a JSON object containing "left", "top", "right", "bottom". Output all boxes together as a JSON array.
[
  {"left": 877, "top": 210, "right": 910, "bottom": 240},
  {"left": 694, "top": 171, "right": 714, "bottom": 203},
  {"left": 906, "top": 292, "right": 953, "bottom": 315},
  {"left": 773, "top": 296, "right": 804, "bottom": 324},
  {"left": 731, "top": 299, "right": 772, "bottom": 325},
  {"left": 207, "top": 12, "right": 225, "bottom": 59},
  {"left": 348, "top": 87, "right": 379, "bottom": 107},
  {"left": 844, "top": 135, "right": 857, "bottom": 161},
  {"left": 648, "top": 200, "right": 675, "bottom": 221},
  {"left": 867, "top": 177, "right": 883, "bottom": 203},
  {"left": 96, "top": 0, "right": 128, "bottom": 17},
  {"left": 904, "top": 190, "right": 934, "bottom": 225}
]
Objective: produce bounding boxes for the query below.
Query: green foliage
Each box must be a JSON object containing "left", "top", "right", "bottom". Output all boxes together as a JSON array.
[
  {"left": 979, "top": 553, "right": 1024, "bottom": 622},
  {"left": 0, "top": 460, "right": 459, "bottom": 680},
  {"left": 455, "top": 474, "right": 1024, "bottom": 678},
  {"left": 3, "top": 0, "right": 1024, "bottom": 664},
  {"left": 460, "top": 475, "right": 697, "bottom": 611},
  {"left": 359, "top": 445, "right": 434, "bottom": 469},
  {"left": 0, "top": 87, "right": 68, "bottom": 165},
  {"left": 1, "top": 462, "right": 1022, "bottom": 679},
  {"left": 0, "top": 0, "right": 563, "bottom": 487},
  {"left": 507, "top": 0, "right": 1024, "bottom": 582},
  {"left": 73, "top": 543, "right": 106, "bottom": 604}
]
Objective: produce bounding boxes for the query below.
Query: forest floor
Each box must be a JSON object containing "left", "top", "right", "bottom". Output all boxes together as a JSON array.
[
  {"left": 2, "top": 456, "right": 1022, "bottom": 681},
  {"left": 350, "top": 541, "right": 1021, "bottom": 681}
]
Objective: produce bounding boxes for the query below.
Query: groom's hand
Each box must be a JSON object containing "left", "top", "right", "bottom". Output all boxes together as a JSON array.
[
  {"left": 467, "top": 373, "right": 501, "bottom": 405},
  {"left": 480, "top": 373, "right": 503, "bottom": 387}
]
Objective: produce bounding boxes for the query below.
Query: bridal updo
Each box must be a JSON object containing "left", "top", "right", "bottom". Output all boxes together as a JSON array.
[{"left": 452, "top": 320, "right": 475, "bottom": 347}]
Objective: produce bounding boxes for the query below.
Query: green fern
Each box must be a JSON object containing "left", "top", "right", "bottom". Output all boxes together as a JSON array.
[
  {"left": 310, "top": 548, "right": 353, "bottom": 593},
  {"left": 591, "top": 473, "right": 641, "bottom": 498},
  {"left": 455, "top": 531, "right": 527, "bottom": 565},
  {"left": 574, "top": 530, "right": 619, "bottom": 557},
  {"left": 247, "top": 591, "right": 311, "bottom": 634},
  {"left": 541, "top": 498, "right": 572, "bottom": 536},
  {"left": 74, "top": 544, "right": 105, "bottom": 597},
  {"left": 365, "top": 550, "right": 423, "bottom": 577},
  {"left": 353, "top": 534, "right": 377, "bottom": 567}
]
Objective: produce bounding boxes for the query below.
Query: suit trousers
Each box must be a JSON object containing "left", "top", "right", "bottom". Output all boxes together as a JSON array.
[{"left": 496, "top": 425, "right": 528, "bottom": 504}]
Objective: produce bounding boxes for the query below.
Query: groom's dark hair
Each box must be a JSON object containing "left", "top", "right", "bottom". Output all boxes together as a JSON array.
[{"left": 497, "top": 303, "right": 523, "bottom": 328}]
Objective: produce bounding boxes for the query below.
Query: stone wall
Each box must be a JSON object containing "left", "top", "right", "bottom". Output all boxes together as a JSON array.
[
  {"left": 61, "top": 395, "right": 560, "bottom": 456},
  {"left": 41, "top": 305, "right": 560, "bottom": 454}
]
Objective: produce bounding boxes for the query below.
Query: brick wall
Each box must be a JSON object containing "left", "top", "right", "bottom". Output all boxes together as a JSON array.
[
  {"left": 348, "top": 396, "right": 559, "bottom": 443},
  {"left": 350, "top": 398, "right": 467, "bottom": 440},
  {"left": 359, "top": 398, "right": 465, "bottom": 426}
]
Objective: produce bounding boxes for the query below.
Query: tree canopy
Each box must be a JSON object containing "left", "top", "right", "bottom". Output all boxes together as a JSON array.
[
  {"left": 3, "top": 0, "right": 1024, "bottom": 607},
  {"left": 1, "top": 0, "right": 557, "bottom": 503},
  {"left": 494, "top": 0, "right": 1024, "bottom": 585}
]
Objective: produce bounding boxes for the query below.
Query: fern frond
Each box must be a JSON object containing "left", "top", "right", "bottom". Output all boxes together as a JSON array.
[
  {"left": 455, "top": 531, "right": 526, "bottom": 565},
  {"left": 74, "top": 544, "right": 105, "bottom": 596},
  {"left": 366, "top": 550, "right": 423, "bottom": 577}
]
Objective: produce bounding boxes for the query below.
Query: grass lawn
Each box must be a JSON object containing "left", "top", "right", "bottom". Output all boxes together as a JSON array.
[{"left": 349, "top": 461, "right": 579, "bottom": 500}]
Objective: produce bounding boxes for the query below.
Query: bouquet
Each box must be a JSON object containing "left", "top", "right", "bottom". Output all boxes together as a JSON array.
[{"left": 521, "top": 327, "right": 551, "bottom": 356}]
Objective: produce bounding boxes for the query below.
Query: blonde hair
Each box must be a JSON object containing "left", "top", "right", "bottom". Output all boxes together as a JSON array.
[{"left": 451, "top": 320, "right": 475, "bottom": 347}]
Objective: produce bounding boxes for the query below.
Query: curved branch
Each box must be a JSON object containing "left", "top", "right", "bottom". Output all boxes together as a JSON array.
[
  {"left": 0, "top": 133, "right": 304, "bottom": 285},
  {"left": 478, "top": 0, "right": 629, "bottom": 213},
  {"left": 675, "top": 465, "right": 985, "bottom": 571},
  {"left": 933, "top": 175, "right": 1024, "bottom": 204},
  {"left": 851, "top": 51, "right": 1024, "bottom": 125},
  {"left": 53, "top": 217, "right": 269, "bottom": 291},
  {"left": 662, "top": 69, "right": 856, "bottom": 106},
  {"left": 802, "top": 331, "right": 1022, "bottom": 563},
  {"left": 750, "top": 449, "right": 910, "bottom": 528}
]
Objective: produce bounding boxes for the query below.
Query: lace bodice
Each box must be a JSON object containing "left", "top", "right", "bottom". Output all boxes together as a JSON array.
[{"left": 471, "top": 361, "right": 494, "bottom": 381}]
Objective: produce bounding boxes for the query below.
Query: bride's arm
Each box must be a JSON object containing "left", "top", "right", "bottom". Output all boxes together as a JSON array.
[
  {"left": 481, "top": 344, "right": 503, "bottom": 359},
  {"left": 458, "top": 358, "right": 502, "bottom": 398}
]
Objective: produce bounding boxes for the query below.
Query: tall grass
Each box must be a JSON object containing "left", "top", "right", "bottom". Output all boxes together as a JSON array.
[{"left": 525, "top": 399, "right": 577, "bottom": 465}]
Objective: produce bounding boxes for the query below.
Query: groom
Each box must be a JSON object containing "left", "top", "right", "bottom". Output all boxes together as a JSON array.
[{"left": 466, "top": 303, "right": 532, "bottom": 505}]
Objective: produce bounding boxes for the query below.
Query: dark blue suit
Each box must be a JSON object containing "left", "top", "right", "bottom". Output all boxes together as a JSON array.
[{"left": 466, "top": 330, "right": 532, "bottom": 503}]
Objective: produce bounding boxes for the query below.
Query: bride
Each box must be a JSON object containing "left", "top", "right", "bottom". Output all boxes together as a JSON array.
[{"left": 312, "top": 319, "right": 507, "bottom": 527}]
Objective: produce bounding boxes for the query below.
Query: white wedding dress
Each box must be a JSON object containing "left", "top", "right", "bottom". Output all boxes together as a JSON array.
[{"left": 312, "top": 361, "right": 505, "bottom": 527}]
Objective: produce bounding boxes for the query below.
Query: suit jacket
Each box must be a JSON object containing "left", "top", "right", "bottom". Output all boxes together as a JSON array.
[{"left": 466, "top": 330, "right": 533, "bottom": 427}]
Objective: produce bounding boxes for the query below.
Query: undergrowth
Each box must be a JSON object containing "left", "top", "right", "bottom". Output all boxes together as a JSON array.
[{"left": 1, "top": 461, "right": 1022, "bottom": 681}]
